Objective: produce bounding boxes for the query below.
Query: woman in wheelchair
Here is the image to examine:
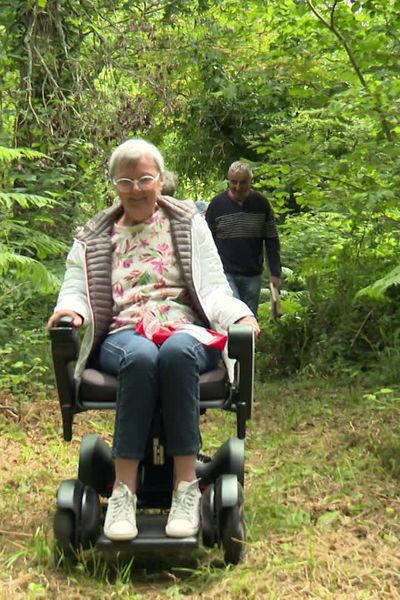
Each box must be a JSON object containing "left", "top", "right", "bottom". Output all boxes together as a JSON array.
[{"left": 47, "top": 139, "right": 259, "bottom": 543}]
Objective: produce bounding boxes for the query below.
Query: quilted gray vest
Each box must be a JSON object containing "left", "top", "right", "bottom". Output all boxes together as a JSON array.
[{"left": 75, "top": 196, "right": 209, "bottom": 360}]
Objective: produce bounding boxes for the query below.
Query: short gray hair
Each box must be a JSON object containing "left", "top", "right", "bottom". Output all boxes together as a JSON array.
[
  {"left": 228, "top": 161, "right": 253, "bottom": 178},
  {"left": 109, "top": 139, "right": 165, "bottom": 178}
]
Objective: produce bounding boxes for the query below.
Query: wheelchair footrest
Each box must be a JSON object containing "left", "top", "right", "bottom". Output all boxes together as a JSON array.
[{"left": 96, "top": 513, "right": 199, "bottom": 553}]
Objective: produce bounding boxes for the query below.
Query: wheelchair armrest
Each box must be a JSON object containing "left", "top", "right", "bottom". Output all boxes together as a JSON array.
[
  {"left": 49, "top": 316, "right": 80, "bottom": 362},
  {"left": 49, "top": 316, "right": 80, "bottom": 441},
  {"left": 227, "top": 324, "right": 254, "bottom": 421}
]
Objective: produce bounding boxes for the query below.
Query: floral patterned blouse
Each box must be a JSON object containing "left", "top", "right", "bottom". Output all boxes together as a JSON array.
[{"left": 109, "top": 207, "right": 199, "bottom": 333}]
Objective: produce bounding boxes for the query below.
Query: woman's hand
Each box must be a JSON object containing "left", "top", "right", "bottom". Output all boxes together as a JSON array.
[
  {"left": 47, "top": 309, "right": 83, "bottom": 330},
  {"left": 234, "top": 315, "right": 261, "bottom": 337}
]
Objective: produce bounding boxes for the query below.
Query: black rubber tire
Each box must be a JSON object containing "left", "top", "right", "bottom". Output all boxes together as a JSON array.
[
  {"left": 220, "top": 483, "right": 246, "bottom": 565},
  {"left": 80, "top": 485, "right": 101, "bottom": 549},
  {"left": 201, "top": 484, "right": 216, "bottom": 548},
  {"left": 53, "top": 508, "right": 77, "bottom": 566}
]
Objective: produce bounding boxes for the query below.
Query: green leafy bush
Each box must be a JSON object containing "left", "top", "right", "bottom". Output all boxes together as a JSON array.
[{"left": 0, "top": 146, "right": 69, "bottom": 393}]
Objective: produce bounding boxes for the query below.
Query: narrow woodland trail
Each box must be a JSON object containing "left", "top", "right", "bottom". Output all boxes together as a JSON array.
[{"left": 1, "top": 380, "right": 400, "bottom": 599}]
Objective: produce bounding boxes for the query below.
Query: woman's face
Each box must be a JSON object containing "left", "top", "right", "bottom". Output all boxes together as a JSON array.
[{"left": 114, "top": 155, "right": 163, "bottom": 226}]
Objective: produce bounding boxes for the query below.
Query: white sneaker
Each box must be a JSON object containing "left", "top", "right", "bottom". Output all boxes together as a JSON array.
[
  {"left": 165, "top": 480, "right": 201, "bottom": 538},
  {"left": 103, "top": 482, "right": 138, "bottom": 541}
]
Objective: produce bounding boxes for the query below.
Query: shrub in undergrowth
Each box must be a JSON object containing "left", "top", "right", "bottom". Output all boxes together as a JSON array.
[{"left": 256, "top": 272, "right": 400, "bottom": 383}]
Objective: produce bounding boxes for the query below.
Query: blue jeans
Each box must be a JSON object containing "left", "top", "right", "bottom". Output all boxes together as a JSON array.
[
  {"left": 98, "top": 330, "right": 220, "bottom": 460},
  {"left": 225, "top": 272, "right": 263, "bottom": 316}
]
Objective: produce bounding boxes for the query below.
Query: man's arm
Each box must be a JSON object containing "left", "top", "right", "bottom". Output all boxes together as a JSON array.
[
  {"left": 265, "top": 237, "right": 282, "bottom": 289},
  {"left": 264, "top": 201, "right": 282, "bottom": 289}
]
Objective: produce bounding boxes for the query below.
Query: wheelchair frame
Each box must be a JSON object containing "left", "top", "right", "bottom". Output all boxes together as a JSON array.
[{"left": 50, "top": 319, "right": 254, "bottom": 565}]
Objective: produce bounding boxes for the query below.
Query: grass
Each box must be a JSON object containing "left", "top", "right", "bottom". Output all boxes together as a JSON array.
[{"left": 2, "top": 378, "right": 400, "bottom": 598}]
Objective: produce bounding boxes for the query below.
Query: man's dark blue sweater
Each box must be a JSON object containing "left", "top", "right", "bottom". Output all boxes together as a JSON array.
[{"left": 206, "top": 190, "right": 281, "bottom": 277}]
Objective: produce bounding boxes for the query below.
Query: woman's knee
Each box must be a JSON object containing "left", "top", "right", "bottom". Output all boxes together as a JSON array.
[
  {"left": 158, "top": 335, "right": 200, "bottom": 371},
  {"left": 101, "top": 332, "right": 159, "bottom": 375},
  {"left": 121, "top": 343, "right": 158, "bottom": 373}
]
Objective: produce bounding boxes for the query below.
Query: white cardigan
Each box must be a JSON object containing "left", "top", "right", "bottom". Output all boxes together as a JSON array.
[{"left": 55, "top": 213, "right": 253, "bottom": 379}]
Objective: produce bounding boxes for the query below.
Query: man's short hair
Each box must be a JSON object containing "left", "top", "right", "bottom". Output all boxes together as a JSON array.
[
  {"left": 162, "top": 170, "right": 178, "bottom": 196},
  {"left": 228, "top": 161, "right": 253, "bottom": 178}
]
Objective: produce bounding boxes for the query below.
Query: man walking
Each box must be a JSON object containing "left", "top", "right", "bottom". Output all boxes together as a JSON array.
[{"left": 206, "top": 161, "right": 281, "bottom": 315}]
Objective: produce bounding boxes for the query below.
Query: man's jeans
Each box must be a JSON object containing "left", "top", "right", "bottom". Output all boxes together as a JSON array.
[
  {"left": 98, "top": 329, "right": 220, "bottom": 460},
  {"left": 225, "top": 272, "right": 263, "bottom": 316}
]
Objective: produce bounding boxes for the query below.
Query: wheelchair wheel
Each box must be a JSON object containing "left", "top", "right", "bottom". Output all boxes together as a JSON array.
[
  {"left": 80, "top": 485, "right": 101, "bottom": 549},
  {"left": 53, "top": 508, "right": 77, "bottom": 566},
  {"left": 78, "top": 434, "right": 115, "bottom": 496},
  {"left": 201, "top": 484, "right": 216, "bottom": 548},
  {"left": 220, "top": 482, "right": 246, "bottom": 565}
]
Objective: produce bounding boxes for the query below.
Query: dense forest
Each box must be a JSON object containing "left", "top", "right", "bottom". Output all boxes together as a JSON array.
[
  {"left": 3, "top": 2, "right": 400, "bottom": 597},
  {"left": 1, "top": 0, "right": 400, "bottom": 394}
]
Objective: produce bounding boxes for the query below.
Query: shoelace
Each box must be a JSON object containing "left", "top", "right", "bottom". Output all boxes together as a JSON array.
[
  {"left": 109, "top": 488, "right": 134, "bottom": 521},
  {"left": 169, "top": 485, "right": 199, "bottom": 522}
]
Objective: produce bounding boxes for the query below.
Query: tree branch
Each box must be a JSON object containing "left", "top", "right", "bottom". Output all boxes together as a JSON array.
[
  {"left": 23, "top": 5, "right": 41, "bottom": 124},
  {"left": 33, "top": 47, "right": 68, "bottom": 105},
  {"left": 319, "top": 175, "right": 365, "bottom": 192},
  {"left": 305, "top": 0, "right": 394, "bottom": 141},
  {"left": 52, "top": 0, "right": 69, "bottom": 58},
  {"left": 306, "top": 0, "right": 368, "bottom": 88}
]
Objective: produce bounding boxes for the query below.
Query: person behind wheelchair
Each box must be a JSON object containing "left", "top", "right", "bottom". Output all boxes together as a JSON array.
[{"left": 47, "top": 139, "right": 260, "bottom": 543}]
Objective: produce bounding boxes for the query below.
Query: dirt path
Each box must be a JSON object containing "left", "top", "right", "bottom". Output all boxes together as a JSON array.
[{"left": 1, "top": 381, "right": 400, "bottom": 598}]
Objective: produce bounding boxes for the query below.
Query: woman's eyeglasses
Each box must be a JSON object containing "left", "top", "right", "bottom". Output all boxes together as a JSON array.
[{"left": 113, "top": 173, "right": 160, "bottom": 192}]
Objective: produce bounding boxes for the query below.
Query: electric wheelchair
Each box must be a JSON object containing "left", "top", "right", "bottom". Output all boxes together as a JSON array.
[{"left": 49, "top": 317, "right": 254, "bottom": 565}]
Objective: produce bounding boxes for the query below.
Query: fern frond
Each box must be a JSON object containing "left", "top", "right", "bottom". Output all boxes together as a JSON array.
[
  {"left": 0, "top": 251, "right": 60, "bottom": 293},
  {"left": 0, "top": 146, "right": 49, "bottom": 162},
  {"left": 356, "top": 266, "right": 400, "bottom": 300},
  {"left": 3, "top": 221, "right": 68, "bottom": 258},
  {"left": 0, "top": 191, "right": 58, "bottom": 209}
]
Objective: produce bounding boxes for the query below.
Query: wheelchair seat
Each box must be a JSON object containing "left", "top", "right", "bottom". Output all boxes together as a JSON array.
[
  {"left": 79, "top": 365, "right": 229, "bottom": 408},
  {"left": 49, "top": 319, "right": 254, "bottom": 565}
]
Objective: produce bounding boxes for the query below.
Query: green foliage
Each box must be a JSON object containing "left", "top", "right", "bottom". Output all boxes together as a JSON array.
[
  {"left": 357, "top": 266, "right": 400, "bottom": 300},
  {"left": 0, "top": 145, "right": 69, "bottom": 392},
  {"left": 0, "top": 281, "right": 54, "bottom": 393},
  {"left": 247, "top": 0, "right": 400, "bottom": 378},
  {"left": 0, "top": 147, "right": 46, "bottom": 162},
  {"left": 0, "top": 145, "right": 66, "bottom": 292},
  {"left": 1, "top": 0, "right": 400, "bottom": 390},
  {"left": 256, "top": 207, "right": 400, "bottom": 380}
]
